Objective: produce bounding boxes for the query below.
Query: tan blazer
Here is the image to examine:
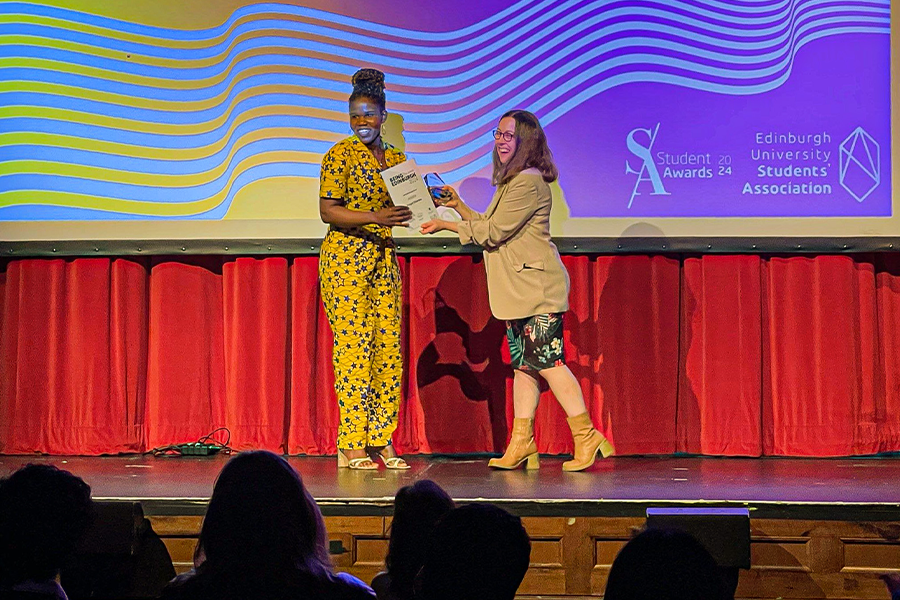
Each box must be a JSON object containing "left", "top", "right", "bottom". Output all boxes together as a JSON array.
[{"left": 457, "top": 169, "right": 570, "bottom": 320}]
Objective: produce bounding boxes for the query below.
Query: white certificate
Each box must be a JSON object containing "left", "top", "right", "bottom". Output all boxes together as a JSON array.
[{"left": 380, "top": 159, "right": 439, "bottom": 230}]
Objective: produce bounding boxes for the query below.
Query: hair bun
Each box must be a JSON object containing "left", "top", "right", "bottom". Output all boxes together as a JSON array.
[{"left": 352, "top": 68, "right": 385, "bottom": 92}]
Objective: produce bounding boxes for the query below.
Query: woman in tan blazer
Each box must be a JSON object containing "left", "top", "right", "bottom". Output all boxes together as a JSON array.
[{"left": 421, "top": 110, "right": 614, "bottom": 472}]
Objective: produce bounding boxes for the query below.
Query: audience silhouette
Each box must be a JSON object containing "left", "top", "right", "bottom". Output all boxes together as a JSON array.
[
  {"left": 882, "top": 574, "right": 900, "bottom": 600},
  {"left": 159, "top": 451, "right": 373, "bottom": 600},
  {"left": 0, "top": 464, "right": 94, "bottom": 600},
  {"left": 371, "top": 480, "right": 454, "bottom": 600},
  {"left": 0, "top": 458, "right": 788, "bottom": 600},
  {"left": 417, "top": 503, "right": 531, "bottom": 600},
  {"left": 604, "top": 527, "right": 731, "bottom": 600}
]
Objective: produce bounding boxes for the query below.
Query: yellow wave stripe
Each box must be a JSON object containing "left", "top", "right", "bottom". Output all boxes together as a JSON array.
[
  {"left": 0, "top": 85, "right": 465, "bottom": 159},
  {"left": 0, "top": 11, "right": 388, "bottom": 54},
  {"left": 0, "top": 141, "right": 321, "bottom": 186},
  {"left": 0, "top": 100, "right": 461, "bottom": 158},
  {"left": 0, "top": 126, "right": 342, "bottom": 160},
  {"left": 225, "top": 175, "right": 321, "bottom": 219},
  {"left": 0, "top": 102, "right": 344, "bottom": 135},
  {"left": 0, "top": 73, "right": 451, "bottom": 136},
  {"left": 0, "top": 51, "right": 355, "bottom": 91},
  {"left": 0, "top": 68, "right": 348, "bottom": 113},
  {"left": 0, "top": 69, "right": 454, "bottom": 139},
  {"left": 0, "top": 27, "right": 377, "bottom": 73},
  {"left": 0, "top": 150, "right": 312, "bottom": 216},
  {"left": 25, "top": 0, "right": 268, "bottom": 31}
]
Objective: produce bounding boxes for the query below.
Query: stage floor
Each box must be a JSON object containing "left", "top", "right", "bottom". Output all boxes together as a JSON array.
[{"left": 1, "top": 454, "right": 899, "bottom": 519}]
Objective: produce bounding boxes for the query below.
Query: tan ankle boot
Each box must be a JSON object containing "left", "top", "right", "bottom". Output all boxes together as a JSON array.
[
  {"left": 488, "top": 418, "right": 539, "bottom": 469},
  {"left": 562, "top": 412, "right": 614, "bottom": 472}
]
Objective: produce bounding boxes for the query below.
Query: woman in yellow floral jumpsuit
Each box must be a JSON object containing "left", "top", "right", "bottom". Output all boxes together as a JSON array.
[{"left": 318, "top": 69, "right": 412, "bottom": 470}]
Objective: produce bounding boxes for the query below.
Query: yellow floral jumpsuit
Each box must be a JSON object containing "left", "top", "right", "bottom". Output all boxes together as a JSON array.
[{"left": 319, "top": 136, "right": 405, "bottom": 450}]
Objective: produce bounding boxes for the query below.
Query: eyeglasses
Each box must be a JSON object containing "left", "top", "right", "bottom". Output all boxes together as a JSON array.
[{"left": 492, "top": 129, "right": 515, "bottom": 142}]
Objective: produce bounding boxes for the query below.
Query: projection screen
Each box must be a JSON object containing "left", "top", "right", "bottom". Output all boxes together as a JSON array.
[{"left": 0, "top": 0, "right": 895, "bottom": 251}]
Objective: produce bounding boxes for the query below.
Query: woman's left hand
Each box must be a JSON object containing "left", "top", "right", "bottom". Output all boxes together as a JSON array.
[
  {"left": 420, "top": 219, "right": 445, "bottom": 235},
  {"left": 432, "top": 186, "right": 460, "bottom": 209}
]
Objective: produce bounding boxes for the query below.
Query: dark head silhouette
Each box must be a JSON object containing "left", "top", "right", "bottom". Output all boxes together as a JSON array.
[
  {"left": 163, "top": 452, "right": 373, "bottom": 600},
  {"left": 0, "top": 464, "right": 93, "bottom": 586},
  {"left": 384, "top": 480, "right": 454, "bottom": 599},
  {"left": 196, "top": 451, "right": 330, "bottom": 582},
  {"left": 604, "top": 527, "right": 730, "bottom": 600},
  {"left": 418, "top": 503, "right": 530, "bottom": 600}
]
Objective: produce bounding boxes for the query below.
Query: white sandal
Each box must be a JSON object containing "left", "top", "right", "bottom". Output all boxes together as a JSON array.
[
  {"left": 337, "top": 449, "right": 378, "bottom": 470},
  {"left": 370, "top": 445, "right": 411, "bottom": 470}
]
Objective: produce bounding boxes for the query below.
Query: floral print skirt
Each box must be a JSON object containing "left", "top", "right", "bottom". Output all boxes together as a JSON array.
[{"left": 505, "top": 313, "right": 566, "bottom": 373}]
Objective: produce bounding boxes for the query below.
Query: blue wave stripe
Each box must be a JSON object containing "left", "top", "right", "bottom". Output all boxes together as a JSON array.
[
  {"left": 405, "top": 21, "right": 889, "bottom": 122},
  {"left": 0, "top": 1, "right": 536, "bottom": 43},
  {"left": 0, "top": 156, "right": 321, "bottom": 204},
  {"left": 0, "top": 64, "right": 352, "bottom": 101},
  {"left": 0, "top": 24, "right": 888, "bottom": 168},
  {"left": 0, "top": 0, "right": 888, "bottom": 62},
  {"left": 432, "top": 25, "right": 893, "bottom": 177},
  {"left": 0, "top": 17, "right": 888, "bottom": 121},
  {"left": 0, "top": 114, "right": 346, "bottom": 148},
  {"left": 0, "top": 3, "right": 888, "bottom": 77},
  {"left": 0, "top": 109, "right": 460, "bottom": 153},
  {"left": 0, "top": 0, "right": 885, "bottom": 48},
  {"left": 374, "top": 21, "right": 889, "bottom": 126},
  {"left": 0, "top": 137, "right": 333, "bottom": 174},
  {"left": 433, "top": 27, "right": 892, "bottom": 180},
  {"left": 0, "top": 161, "right": 307, "bottom": 219},
  {"left": 0, "top": 88, "right": 349, "bottom": 124}
]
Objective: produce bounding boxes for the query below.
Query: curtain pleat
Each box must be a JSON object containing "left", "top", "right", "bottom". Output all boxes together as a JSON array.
[
  {"left": 145, "top": 259, "right": 226, "bottom": 451},
  {"left": 403, "top": 256, "right": 504, "bottom": 453},
  {"left": 763, "top": 256, "right": 873, "bottom": 455},
  {"left": 2, "top": 253, "right": 899, "bottom": 457},
  {"left": 678, "top": 256, "right": 762, "bottom": 456},
  {"left": 872, "top": 254, "right": 900, "bottom": 452},
  {"left": 0, "top": 259, "right": 145, "bottom": 454},
  {"left": 287, "top": 257, "right": 338, "bottom": 455},
  {"left": 582, "top": 255, "right": 682, "bottom": 455},
  {"left": 222, "top": 257, "right": 290, "bottom": 450}
]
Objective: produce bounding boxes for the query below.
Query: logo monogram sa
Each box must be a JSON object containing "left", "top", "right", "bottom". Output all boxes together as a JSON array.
[{"left": 625, "top": 123, "right": 670, "bottom": 208}]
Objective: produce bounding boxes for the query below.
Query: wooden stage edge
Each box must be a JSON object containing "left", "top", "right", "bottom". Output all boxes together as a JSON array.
[{"left": 2, "top": 454, "right": 900, "bottom": 599}]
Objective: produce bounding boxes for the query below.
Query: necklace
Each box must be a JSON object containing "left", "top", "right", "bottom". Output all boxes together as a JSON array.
[
  {"left": 365, "top": 138, "right": 387, "bottom": 170},
  {"left": 371, "top": 146, "right": 387, "bottom": 170}
]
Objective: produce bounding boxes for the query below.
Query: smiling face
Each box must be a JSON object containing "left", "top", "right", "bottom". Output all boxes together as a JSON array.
[
  {"left": 349, "top": 97, "right": 386, "bottom": 146},
  {"left": 495, "top": 116, "right": 518, "bottom": 165}
]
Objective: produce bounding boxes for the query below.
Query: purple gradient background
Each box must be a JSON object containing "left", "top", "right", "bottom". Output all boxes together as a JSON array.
[
  {"left": 545, "top": 34, "right": 892, "bottom": 217},
  {"left": 313, "top": 0, "right": 891, "bottom": 218},
  {"left": 304, "top": 0, "right": 512, "bottom": 30}
]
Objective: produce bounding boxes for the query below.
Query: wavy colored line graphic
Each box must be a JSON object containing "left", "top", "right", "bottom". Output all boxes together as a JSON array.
[{"left": 0, "top": 0, "right": 890, "bottom": 219}]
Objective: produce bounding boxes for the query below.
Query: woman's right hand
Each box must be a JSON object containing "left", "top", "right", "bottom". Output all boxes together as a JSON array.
[
  {"left": 431, "top": 186, "right": 461, "bottom": 209},
  {"left": 374, "top": 206, "right": 413, "bottom": 227}
]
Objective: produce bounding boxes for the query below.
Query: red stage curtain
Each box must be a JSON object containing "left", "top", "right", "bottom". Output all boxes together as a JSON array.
[
  {"left": 678, "top": 255, "right": 762, "bottom": 456},
  {"left": 0, "top": 259, "right": 145, "bottom": 454},
  {"left": 2, "top": 253, "right": 900, "bottom": 457},
  {"left": 145, "top": 258, "right": 226, "bottom": 451},
  {"left": 762, "top": 255, "right": 896, "bottom": 455}
]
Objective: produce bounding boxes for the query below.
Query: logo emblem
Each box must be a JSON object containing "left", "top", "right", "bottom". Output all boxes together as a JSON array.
[
  {"left": 625, "top": 123, "right": 670, "bottom": 208},
  {"left": 839, "top": 127, "right": 880, "bottom": 202}
]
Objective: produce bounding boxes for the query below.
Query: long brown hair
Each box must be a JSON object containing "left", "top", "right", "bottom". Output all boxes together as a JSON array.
[
  {"left": 492, "top": 110, "right": 558, "bottom": 186},
  {"left": 195, "top": 451, "right": 331, "bottom": 586}
]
